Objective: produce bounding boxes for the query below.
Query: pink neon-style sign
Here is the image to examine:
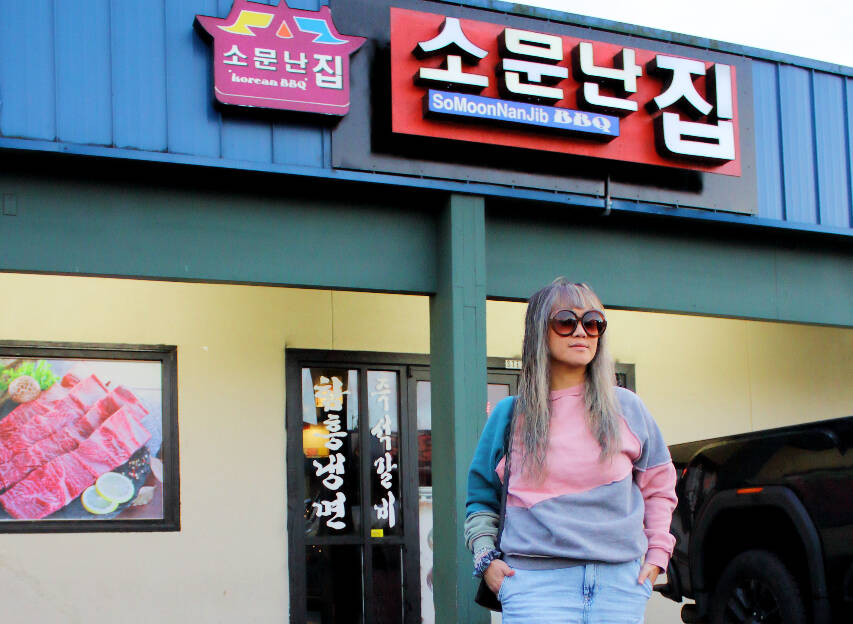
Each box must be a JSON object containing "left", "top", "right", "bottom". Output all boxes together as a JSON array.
[{"left": 195, "top": 0, "right": 365, "bottom": 116}]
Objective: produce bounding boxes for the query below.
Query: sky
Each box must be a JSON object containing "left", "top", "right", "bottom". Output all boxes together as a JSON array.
[{"left": 507, "top": 0, "right": 853, "bottom": 68}]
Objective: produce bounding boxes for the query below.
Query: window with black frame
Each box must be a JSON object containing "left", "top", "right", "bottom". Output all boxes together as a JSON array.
[{"left": 0, "top": 341, "right": 179, "bottom": 533}]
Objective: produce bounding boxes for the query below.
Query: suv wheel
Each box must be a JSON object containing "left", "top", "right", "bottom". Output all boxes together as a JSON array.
[{"left": 709, "top": 549, "right": 806, "bottom": 624}]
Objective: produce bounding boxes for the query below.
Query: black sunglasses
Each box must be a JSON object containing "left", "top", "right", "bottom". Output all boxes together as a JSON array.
[{"left": 549, "top": 309, "right": 607, "bottom": 337}]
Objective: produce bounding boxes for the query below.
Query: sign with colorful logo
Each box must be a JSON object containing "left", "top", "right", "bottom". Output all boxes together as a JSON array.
[
  {"left": 195, "top": 0, "right": 365, "bottom": 116},
  {"left": 391, "top": 8, "right": 740, "bottom": 176}
]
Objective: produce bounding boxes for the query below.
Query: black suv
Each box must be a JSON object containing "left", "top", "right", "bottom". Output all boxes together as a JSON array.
[{"left": 657, "top": 415, "right": 853, "bottom": 624}]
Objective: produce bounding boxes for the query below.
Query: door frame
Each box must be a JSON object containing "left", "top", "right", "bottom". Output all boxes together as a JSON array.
[{"left": 285, "top": 349, "right": 521, "bottom": 624}]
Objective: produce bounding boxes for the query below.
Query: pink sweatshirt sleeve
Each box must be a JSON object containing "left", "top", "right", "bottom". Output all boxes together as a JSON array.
[{"left": 635, "top": 462, "right": 678, "bottom": 571}]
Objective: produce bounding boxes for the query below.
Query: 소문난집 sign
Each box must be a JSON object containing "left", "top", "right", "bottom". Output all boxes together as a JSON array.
[
  {"left": 391, "top": 8, "right": 741, "bottom": 176},
  {"left": 195, "top": 0, "right": 365, "bottom": 116}
]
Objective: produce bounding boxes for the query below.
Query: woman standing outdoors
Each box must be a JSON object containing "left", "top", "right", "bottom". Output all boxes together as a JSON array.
[{"left": 465, "top": 279, "right": 678, "bottom": 623}]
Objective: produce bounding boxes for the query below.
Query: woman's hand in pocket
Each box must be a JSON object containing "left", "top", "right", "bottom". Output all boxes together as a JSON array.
[
  {"left": 484, "top": 559, "right": 515, "bottom": 594},
  {"left": 638, "top": 562, "right": 662, "bottom": 587}
]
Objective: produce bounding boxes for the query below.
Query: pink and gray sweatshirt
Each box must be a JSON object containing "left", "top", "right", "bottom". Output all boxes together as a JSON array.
[{"left": 465, "top": 385, "right": 678, "bottom": 572}]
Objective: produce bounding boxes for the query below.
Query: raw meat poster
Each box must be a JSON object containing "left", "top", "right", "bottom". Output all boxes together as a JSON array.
[{"left": 0, "top": 357, "right": 165, "bottom": 522}]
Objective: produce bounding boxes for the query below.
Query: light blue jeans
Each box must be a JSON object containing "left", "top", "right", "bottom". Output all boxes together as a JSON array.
[{"left": 497, "top": 558, "right": 653, "bottom": 623}]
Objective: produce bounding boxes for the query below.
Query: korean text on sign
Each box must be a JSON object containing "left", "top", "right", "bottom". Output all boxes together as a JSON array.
[
  {"left": 196, "top": 0, "right": 365, "bottom": 115},
  {"left": 391, "top": 8, "right": 740, "bottom": 175},
  {"left": 369, "top": 372, "right": 399, "bottom": 531},
  {"left": 310, "top": 375, "right": 350, "bottom": 530}
]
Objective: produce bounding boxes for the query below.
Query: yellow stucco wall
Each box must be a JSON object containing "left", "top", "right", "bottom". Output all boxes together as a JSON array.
[
  {"left": 0, "top": 274, "right": 850, "bottom": 624},
  {"left": 0, "top": 274, "right": 432, "bottom": 623},
  {"left": 487, "top": 301, "right": 853, "bottom": 443}
]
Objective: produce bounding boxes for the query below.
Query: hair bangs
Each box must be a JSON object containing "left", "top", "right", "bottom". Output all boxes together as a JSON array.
[{"left": 551, "top": 282, "right": 604, "bottom": 314}]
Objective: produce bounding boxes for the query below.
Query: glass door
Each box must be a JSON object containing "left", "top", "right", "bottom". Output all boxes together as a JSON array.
[
  {"left": 288, "top": 359, "right": 419, "bottom": 624},
  {"left": 286, "top": 351, "right": 519, "bottom": 624},
  {"left": 407, "top": 368, "right": 519, "bottom": 624}
]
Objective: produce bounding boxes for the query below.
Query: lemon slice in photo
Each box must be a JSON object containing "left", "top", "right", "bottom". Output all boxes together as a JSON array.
[
  {"left": 81, "top": 485, "right": 119, "bottom": 515},
  {"left": 95, "top": 472, "right": 135, "bottom": 504}
]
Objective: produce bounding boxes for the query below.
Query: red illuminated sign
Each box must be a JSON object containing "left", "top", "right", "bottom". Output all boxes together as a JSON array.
[{"left": 391, "top": 8, "right": 741, "bottom": 176}]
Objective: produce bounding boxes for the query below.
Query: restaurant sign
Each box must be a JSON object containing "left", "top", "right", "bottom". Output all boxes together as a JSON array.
[
  {"left": 195, "top": 0, "right": 365, "bottom": 116},
  {"left": 391, "top": 8, "right": 741, "bottom": 176}
]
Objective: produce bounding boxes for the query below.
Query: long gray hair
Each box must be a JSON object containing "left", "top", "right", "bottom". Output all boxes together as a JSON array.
[{"left": 516, "top": 278, "right": 621, "bottom": 480}]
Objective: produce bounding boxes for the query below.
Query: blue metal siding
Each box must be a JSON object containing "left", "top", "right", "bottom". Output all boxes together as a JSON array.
[
  {"left": 778, "top": 65, "right": 819, "bottom": 224},
  {"left": 54, "top": 0, "right": 113, "bottom": 146},
  {"left": 0, "top": 0, "right": 850, "bottom": 232},
  {"left": 272, "top": 121, "right": 324, "bottom": 167},
  {"left": 111, "top": 0, "right": 168, "bottom": 151},
  {"left": 217, "top": 0, "right": 272, "bottom": 163},
  {"left": 0, "top": 0, "right": 325, "bottom": 165},
  {"left": 0, "top": 0, "right": 56, "bottom": 140},
  {"left": 813, "top": 72, "right": 851, "bottom": 227},
  {"left": 752, "top": 62, "right": 784, "bottom": 220},
  {"left": 165, "top": 0, "right": 220, "bottom": 157},
  {"left": 288, "top": 0, "right": 324, "bottom": 13},
  {"left": 847, "top": 79, "right": 853, "bottom": 228}
]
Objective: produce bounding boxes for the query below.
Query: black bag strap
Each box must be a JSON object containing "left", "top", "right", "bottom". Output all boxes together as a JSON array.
[{"left": 495, "top": 397, "right": 516, "bottom": 553}]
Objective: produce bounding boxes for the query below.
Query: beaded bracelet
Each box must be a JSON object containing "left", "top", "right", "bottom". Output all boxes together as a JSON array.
[{"left": 473, "top": 549, "right": 502, "bottom": 577}]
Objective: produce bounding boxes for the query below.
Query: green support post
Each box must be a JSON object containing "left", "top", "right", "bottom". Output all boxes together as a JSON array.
[{"left": 430, "top": 194, "right": 489, "bottom": 624}]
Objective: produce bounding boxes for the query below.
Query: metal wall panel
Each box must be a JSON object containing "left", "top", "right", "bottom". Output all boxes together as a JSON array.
[
  {"left": 220, "top": 114, "right": 272, "bottom": 163},
  {"left": 272, "top": 122, "right": 324, "bottom": 167},
  {"left": 165, "top": 0, "right": 220, "bottom": 157},
  {"left": 54, "top": 0, "right": 112, "bottom": 145},
  {"left": 848, "top": 78, "right": 853, "bottom": 228},
  {"left": 216, "top": 0, "right": 272, "bottom": 163},
  {"left": 813, "top": 72, "right": 851, "bottom": 227},
  {"left": 778, "top": 65, "right": 819, "bottom": 224},
  {"left": 485, "top": 210, "right": 853, "bottom": 327},
  {"left": 111, "top": 0, "right": 168, "bottom": 151},
  {"left": 774, "top": 244, "right": 853, "bottom": 326},
  {"left": 752, "top": 62, "right": 784, "bottom": 220},
  {"left": 0, "top": 0, "right": 56, "bottom": 140},
  {"left": 0, "top": 0, "right": 850, "bottom": 233},
  {"left": 0, "top": 170, "right": 437, "bottom": 293},
  {"left": 288, "top": 0, "right": 323, "bottom": 13}
]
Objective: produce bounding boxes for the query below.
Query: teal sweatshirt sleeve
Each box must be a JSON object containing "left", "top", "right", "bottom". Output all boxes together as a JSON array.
[{"left": 465, "top": 396, "right": 514, "bottom": 515}]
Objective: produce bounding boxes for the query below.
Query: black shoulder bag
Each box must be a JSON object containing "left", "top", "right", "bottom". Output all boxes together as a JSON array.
[{"left": 474, "top": 398, "right": 515, "bottom": 612}]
